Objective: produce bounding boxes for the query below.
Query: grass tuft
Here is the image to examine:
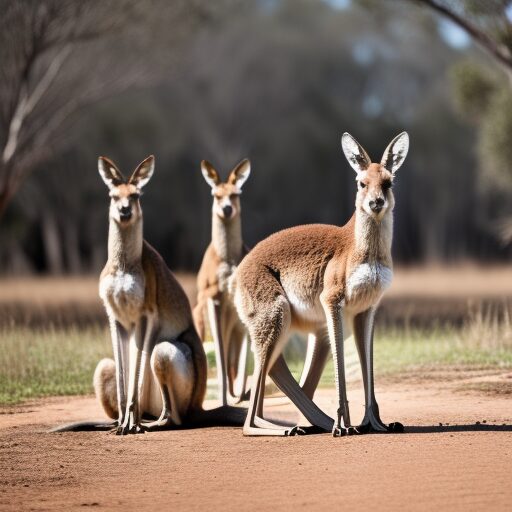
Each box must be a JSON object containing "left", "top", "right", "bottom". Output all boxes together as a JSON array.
[{"left": 0, "top": 326, "right": 110, "bottom": 405}]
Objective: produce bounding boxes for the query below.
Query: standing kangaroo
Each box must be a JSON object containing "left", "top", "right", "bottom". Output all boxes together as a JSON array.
[
  {"left": 232, "top": 132, "right": 409, "bottom": 436},
  {"left": 94, "top": 155, "right": 207, "bottom": 435},
  {"left": 193, "top": 159, "right": 251, "bottom": 405}
]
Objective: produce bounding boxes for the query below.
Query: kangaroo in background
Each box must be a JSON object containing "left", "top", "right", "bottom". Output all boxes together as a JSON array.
[
  {"left": 193, "top": 159, "right": 251, "bottom": 405},
  {"left": 232, "top": 132, "right": 409, "bottom": 436}
]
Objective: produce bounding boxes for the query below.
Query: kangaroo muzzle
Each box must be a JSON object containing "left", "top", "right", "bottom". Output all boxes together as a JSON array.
[
  {"left": 119, "top": 206, "right": 132, "bottom": 221},
  {"left": 369, "top": 197, "right": 385, "bottom": 213}
]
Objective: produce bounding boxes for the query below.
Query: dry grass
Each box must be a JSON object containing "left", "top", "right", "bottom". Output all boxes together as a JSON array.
[
  {"left": 0, "top": 267, "right": 510, "bottom": 405},
  {"left": 387, "top": 264, "right": 512, "bottom": 298},
  {"left": 0, "top": 273, "right": 197, "bottom": 305},
  {"left": 0, "top": 265, "right": 510, "bottom": 303}
]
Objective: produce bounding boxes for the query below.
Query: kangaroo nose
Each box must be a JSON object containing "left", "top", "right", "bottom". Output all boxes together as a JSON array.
[
  {"left": 119, "top": 206, "right": 132, "bottom": 220},
  {"left": 222, "top": 205, "right": 233, "bottom": 218},
  {"left": 369, "top": 198, "right": 384, "bottom": 212}
]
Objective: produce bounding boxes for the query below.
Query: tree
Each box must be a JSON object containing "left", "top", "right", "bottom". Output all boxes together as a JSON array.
[
  {"left": 410, "top": 1, "right": 512, "bottom": 75},
  {"left": 0, "top": 0, "right": 231, "bottom": 219},
  {"left": 408, "top": 0, "right": 512, "bottom": 242}
]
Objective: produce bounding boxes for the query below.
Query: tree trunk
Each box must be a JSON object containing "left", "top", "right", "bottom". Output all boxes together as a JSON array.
[
  {"left": 63, "top": 217, "right": 82, "bottom": 274},
  {"left": 3, "top": 239, "right": 34, "bottom": 275},
  {"left": 0, "top": 189, "right": 10, "bottom": 221},
  {"left": 41, "top": 211, "right": 63, "bottom": 274}
]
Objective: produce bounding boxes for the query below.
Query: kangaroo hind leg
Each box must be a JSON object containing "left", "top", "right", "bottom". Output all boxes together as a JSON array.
[
  {"left": 143, "top": 341, "right": 195, "bottom": 430},
  {"left": 243, "top": 295, "right": 303, "bottom": 436}
]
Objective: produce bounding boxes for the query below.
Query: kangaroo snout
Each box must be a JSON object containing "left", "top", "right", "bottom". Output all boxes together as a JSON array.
[
  {"left": 222, "top": 204, "right": 233, "bottom": 218},
  {"left": 369, "top": 197, "right": 385, "bottom": 213},
  {"left": 119, "top": 205, "right": 132, "bottom": 221}
]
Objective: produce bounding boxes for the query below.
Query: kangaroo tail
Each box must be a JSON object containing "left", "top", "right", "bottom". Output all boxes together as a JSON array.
[
  {"left": 187, "top": 405, "right": 247, "bottom": 428},
  {"left": 49, "top": 420, "right": 115, "bottom": 432}
]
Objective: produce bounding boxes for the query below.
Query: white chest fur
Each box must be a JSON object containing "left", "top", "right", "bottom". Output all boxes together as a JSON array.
[
  {"left": 99, "top": 270, "right": 145, "bottom": 325},
  {"left": 285, "top": 282, "right": 326, "bottom": 327},
  {"left": 346, "top": 263, "right": 393, "bottom": 311},
  {"left": 217, "top": 262, "right": 238, "bottom": 293}
]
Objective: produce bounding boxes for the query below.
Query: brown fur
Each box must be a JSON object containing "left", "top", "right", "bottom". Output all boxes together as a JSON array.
[
  {"left": 97, "top": 156, "right": 207, "bottom": 434},
  {"left": 194, "top": 159, "right": 251, "bottom": 404},
  {"left": 143, "top": 241, "right": 207, "bottom": 410},
  {"left": 233, "top": 132, "right": 409, "bottom": 436}
]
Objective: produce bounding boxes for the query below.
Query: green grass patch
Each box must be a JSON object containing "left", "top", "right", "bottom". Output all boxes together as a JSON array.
[
  {"left": 0, "top": 319, "right": 511, "bottom": 405},
  {"left": 0, "top": 326, "right": 110, "bottom": 405},
  {"left": 286, "top": 327, "right": 512, "bottom": 387}
]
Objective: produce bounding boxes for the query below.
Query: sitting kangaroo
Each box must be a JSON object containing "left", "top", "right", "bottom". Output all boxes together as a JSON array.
[
  {"left": 94, "top": 155, "right": 208, "bottom": 435},
  {"left": 51, "top": 156, "right": 248, "bottom": 434}
]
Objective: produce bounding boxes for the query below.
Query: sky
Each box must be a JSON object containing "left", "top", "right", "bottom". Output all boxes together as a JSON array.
[{"left": 325, "top": 0, "right": 471, "bottom": 49}]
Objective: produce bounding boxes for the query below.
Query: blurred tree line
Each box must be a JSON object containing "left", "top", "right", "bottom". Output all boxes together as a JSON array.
[{"left": 0, "top": 0, "right": 511, "bottom": 275}]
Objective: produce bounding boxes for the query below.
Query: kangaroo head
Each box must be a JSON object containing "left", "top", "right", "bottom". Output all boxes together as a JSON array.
[
  {"left": 341, "top": 132, "right": 409, "bottom": 221},
  {"left": 200, "top": 159, "right": 251, "bottom": 221},
  {"left": 98, "top": 155, "right": 155, "bottom": 226}
]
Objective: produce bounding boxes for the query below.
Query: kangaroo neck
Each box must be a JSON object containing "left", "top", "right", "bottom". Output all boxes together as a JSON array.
[
  {"left": 107, "top": 217, "right": 143, "bottom": 271},
  {"left": 352, "top": 208, "right": 393, "bottom": 265},
  {"left": 212, "top": 211, "right": 243, "bottom": 264}
]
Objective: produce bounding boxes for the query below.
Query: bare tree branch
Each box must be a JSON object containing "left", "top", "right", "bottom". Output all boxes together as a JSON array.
[
  {"left": 2, "top": 45, "right": 71, "bottom": 165},
  {"left": 412, "top": 0, "right": 512, "bottom": 71},
  {"left": 0, "top": 0, "right": 230, "bottom": 218}
]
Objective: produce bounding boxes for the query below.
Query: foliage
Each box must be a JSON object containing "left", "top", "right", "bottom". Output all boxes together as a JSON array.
[
  {"left": 0, "top": 0, "right": 234, "bottom": 218},
  {"left": 451, "top": 60, "right": 497, "bottom": 120},
  {"left": 411, "top": 0, "right": 512, "bottom": 239},
  {"left": 3, "top": 0, "right": 510, "bottom": 273}
]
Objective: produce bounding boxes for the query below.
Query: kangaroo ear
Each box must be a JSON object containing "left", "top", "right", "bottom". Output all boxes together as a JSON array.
[
  {"left": 381, "top": 132, "right": 409, "bottom": 174},
  {"left": 228, "top": 159, "right": 251, "bottom": 190},
  {"left": 341, "top": 133, "right": 371, "bottom": 173},
  {"left": 201, "top": 160, "right": 220, "bottom": 189},
  {"left": 129, "top": 155, "right": 155, "bottom": 189},
  {"left": 98, "top": 157, "right": 125, "bottom": 189}
]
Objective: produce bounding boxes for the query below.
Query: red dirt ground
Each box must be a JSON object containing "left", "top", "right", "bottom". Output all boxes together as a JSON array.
[{"left": 1, "top": 377, "right": 511, "bottom": 512}]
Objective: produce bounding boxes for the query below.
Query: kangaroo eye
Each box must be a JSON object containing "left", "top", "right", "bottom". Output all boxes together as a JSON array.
[
  {"left": 359, "top": 181, "right": 366, "bottom": 188},
  {"left": 382, "top": 181, "right": 392, "bottom": 191},
  {"left": 130, "top": 193, "right": 140, "bottom": 200}
]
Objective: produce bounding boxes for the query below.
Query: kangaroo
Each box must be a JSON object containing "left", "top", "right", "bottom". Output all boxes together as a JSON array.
[
  {"left": 193, "top": 159, "right": 251, "bottom": 405},
  {"left": 232, "top": 132, "right": 409, "bottom": 436},
  {"left": 90, "top": 155, "right": 209, "bottom": 434},
  {"left": 51, "top": 155, "right": 248, "bottom": 434}
]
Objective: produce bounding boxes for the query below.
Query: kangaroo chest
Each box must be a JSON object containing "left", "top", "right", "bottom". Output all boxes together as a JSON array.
[
  {"left": 345, "top": 262, "right": 392, "bottom": 312},
  {"left": 217, "top": 261, "right": 238, "bottom": 294},
  {"left": 99, "top": 269, "right": 145, "bottom": 326}
]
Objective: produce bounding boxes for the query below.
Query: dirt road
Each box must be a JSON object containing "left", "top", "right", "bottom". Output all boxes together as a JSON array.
[{"left": 1, "top": 378, "right": 511, "bottom": 512}]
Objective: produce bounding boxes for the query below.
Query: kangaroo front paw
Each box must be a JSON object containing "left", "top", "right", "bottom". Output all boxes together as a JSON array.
[
  {"left": 286, "top": 426, "right": 307, "bottom": 436},
  {"left": 332, "top": 424, "right": 360, "bottom": 437},
  {"left": 332, "top": 425, "right": 349, "bottom": 437},
  {"left": 387, "top": 421, "right": 404, "bottom": 433},
  {"left": 116, "top": 410, "right": 144, "bottom": 435},
  {"left": 358, "top": 411, "right": 404, "bottom": 434}
]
